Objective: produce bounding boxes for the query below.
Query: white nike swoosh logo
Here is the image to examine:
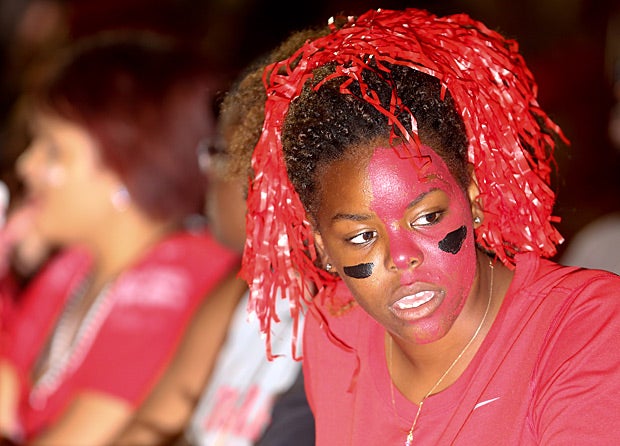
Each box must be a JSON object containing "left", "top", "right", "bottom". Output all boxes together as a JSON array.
[{"left": 474, "top": 397, "right": 501, "bottom": 410}]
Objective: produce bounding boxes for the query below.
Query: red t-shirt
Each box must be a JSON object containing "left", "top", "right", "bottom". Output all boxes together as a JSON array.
[
  {"left": 1, "top": 228, "right": 238, "bottom": 439},
  {"left": 303, "top": 253, "right": 620, "bottom": 445}
]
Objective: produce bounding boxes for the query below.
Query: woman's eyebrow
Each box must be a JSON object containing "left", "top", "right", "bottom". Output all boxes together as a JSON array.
[
  {"left": 330, "top": 188, "right": 441, "bottom": 223},
  {"left": 331, "top": 212, "right": 373, "bottom": 223},
  {"left": 406, "top": 188, "right": 439, "bottom": 210}
]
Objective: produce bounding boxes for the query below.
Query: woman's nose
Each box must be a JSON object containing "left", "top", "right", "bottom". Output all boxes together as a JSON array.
[
  {"left": 387, "top": 227, "right": 423, "bottom": 270},
  {"left": 16, "top": 149, "right": 33, "bottom": 181},
  {"left": 16, "top": 142, "right": 41, "bottom": 183}
]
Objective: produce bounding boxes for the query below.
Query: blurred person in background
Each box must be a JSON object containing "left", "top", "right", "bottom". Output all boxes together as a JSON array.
[
  {"left": 0, "top": 33, "right": 238, "bottom": 445},
  {"left": 113, "top": 28, "right": 326, "bottom": 446},
  {"left": 1, "top": 0, "right": 69, "bottom": 198}
]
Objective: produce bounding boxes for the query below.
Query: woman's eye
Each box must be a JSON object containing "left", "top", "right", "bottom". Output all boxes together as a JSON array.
[
  {"left": 412, "top": 211, "right": 444, "bottom": 227},
  {"left": 347, "top": 230, "right": 377, "bottom": 245}
]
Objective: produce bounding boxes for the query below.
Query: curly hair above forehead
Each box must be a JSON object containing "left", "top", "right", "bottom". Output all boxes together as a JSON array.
[
  {"left": 218, "top": 26, "right": 330, "bottom": 181},
  {"left": 283, "top": 62, "right": 469, "bottom": 217}
]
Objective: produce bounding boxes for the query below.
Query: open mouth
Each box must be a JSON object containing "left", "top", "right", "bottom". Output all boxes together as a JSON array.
[
  {"left": 392, "top": 290, "right": 436, "bottom": 310},
  {"left": 388, "top": 285, "right": 446, "bottom": 322}
]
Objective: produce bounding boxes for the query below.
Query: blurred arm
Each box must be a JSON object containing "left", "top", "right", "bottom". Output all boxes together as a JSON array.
[
  {"left": 29, "top": 392, "right": 132, "bottom": 446},
  {"left": 0, "top": 361, "right": 20, "bottom": 442}
]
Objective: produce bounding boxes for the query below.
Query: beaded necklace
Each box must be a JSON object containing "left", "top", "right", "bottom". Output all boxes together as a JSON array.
[{"left": 30, "top": 274, "right": 114, "bottom": 409}]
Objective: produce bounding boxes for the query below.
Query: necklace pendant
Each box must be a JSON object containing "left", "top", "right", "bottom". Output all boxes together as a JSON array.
[{"left": 405, "top": 432, "right": 413, "bottom": 446}]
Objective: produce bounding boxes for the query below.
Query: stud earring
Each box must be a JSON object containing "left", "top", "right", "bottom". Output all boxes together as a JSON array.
[
  {"left": 325, "top": 263, "right": 333, "bottom": 272},
  {"left": 111, "top": 186, "right": 131, "bottom": 212},
  {"left": 474, "top": 216, "right": 482, "bottom": 225}
]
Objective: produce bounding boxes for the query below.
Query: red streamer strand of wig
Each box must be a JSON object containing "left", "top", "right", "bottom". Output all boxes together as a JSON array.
[{"left": 242, "top": 8, "right": 567, "bottom": 358}]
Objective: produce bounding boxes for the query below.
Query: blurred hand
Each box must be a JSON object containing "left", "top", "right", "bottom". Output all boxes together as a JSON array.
[{"left": 0, "top": 205, "right": 40, "bottom": 278}]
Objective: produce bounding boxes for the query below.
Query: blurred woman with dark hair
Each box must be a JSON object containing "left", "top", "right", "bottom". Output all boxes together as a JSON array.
[{"left": 0, "top": 33, "right": 238, "bottom": 445}]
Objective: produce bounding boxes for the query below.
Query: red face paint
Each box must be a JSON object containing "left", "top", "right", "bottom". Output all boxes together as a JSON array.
[
  {"left": 367, "top": 144, "right": 477, "bottom": 342},
  {"left": 314, "top": 142, "right": 478, "bottom": 344}
]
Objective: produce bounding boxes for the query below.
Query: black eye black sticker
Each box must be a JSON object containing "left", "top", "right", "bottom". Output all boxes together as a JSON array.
[
  {"left": 438, "top": 225, "right": 467, "bottom": 254},
  {"left": 343, "top": 262, "right": 374, "bottom": 279}
]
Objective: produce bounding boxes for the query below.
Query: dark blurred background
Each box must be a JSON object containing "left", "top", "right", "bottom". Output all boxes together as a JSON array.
[{"left": 1, "top": 0, "right": 619, "bottom": 259}]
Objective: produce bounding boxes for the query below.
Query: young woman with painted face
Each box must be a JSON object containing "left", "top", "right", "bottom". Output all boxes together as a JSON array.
[
  {"left": 237, "top": 8, "right": 620, "bottom": 445},
  {"left": 0, "top": 34, "right": 239, "bottom": 445}
]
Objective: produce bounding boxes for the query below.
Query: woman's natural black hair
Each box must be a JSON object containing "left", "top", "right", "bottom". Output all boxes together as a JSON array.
[
  {"left": 282, "top": 62, "right": 469, "bottom": 217},
  {"left": 218, "top": 26, "right": 330, "bottom": 181}
]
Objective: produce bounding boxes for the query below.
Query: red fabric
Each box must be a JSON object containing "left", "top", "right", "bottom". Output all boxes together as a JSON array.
[
  {"left": 0, "top": 274, "right": 19, "bottom": 340},
  {"left": 1, "top": 228, "right": 238, "bottom": 440},
  {"left": 303, "top": 254, "right": 620, "bottom": 445}
]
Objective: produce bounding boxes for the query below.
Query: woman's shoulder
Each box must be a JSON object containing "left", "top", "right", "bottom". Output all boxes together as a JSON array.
[
  {"left": 504, "top": 254, "right": 620, "bottom": 348},
  {"left": 20, "top": 247, "right": 92, "bottom": 299},
  {"left": 513, "top": 252, "right": 620, "bottom": 297},
  {"left": 108, "top": 228, "right": 239, "bottom": 311},
  {"left": 498, "top": 253, "right": 619, "bottom": 341},
  {"left": 126, "top": 226, "right": 238, "bottom": 280},
  {"left": 150, "top": 225, "right": 239, "bottom": 264},
  {"left": 539, "top": 257, "right": 620, "bottom": 300}
]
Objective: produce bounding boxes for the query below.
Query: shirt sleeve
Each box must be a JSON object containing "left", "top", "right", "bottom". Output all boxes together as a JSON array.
[{"left": 531, "top": 272, "right": 620, "bottom": 443}]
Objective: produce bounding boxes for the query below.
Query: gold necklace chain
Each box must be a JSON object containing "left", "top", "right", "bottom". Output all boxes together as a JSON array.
[{"left": 388, "top": 260, "right": 494, "bottom": 446}]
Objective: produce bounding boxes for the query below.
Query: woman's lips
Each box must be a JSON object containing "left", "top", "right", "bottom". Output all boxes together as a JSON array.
[
  {"left": 389, "top": 285, "right": 445, "bottom": 320},
  {"left": 392, "top": 290, "right": 435, "bottom": 309}
]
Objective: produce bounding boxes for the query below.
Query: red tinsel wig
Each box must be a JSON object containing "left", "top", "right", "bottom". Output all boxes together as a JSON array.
[{"left": 242, "top": 8, "right": 567, "bottom": 358}]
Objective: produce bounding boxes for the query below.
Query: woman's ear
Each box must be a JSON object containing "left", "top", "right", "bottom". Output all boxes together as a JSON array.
[
  {"left": 313, "top": 230, "right": 334, "bottom": 272},
  {"left": 467, "top": 167, "right": 484, "bottom": 228}
]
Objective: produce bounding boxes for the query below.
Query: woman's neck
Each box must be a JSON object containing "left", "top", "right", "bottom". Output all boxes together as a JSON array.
[
  {"left": 86, "top": 210, "right": 178, "bottom": 288},
  {"left": 387, "top": 252, "right": 512, "bottom": 403}
]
